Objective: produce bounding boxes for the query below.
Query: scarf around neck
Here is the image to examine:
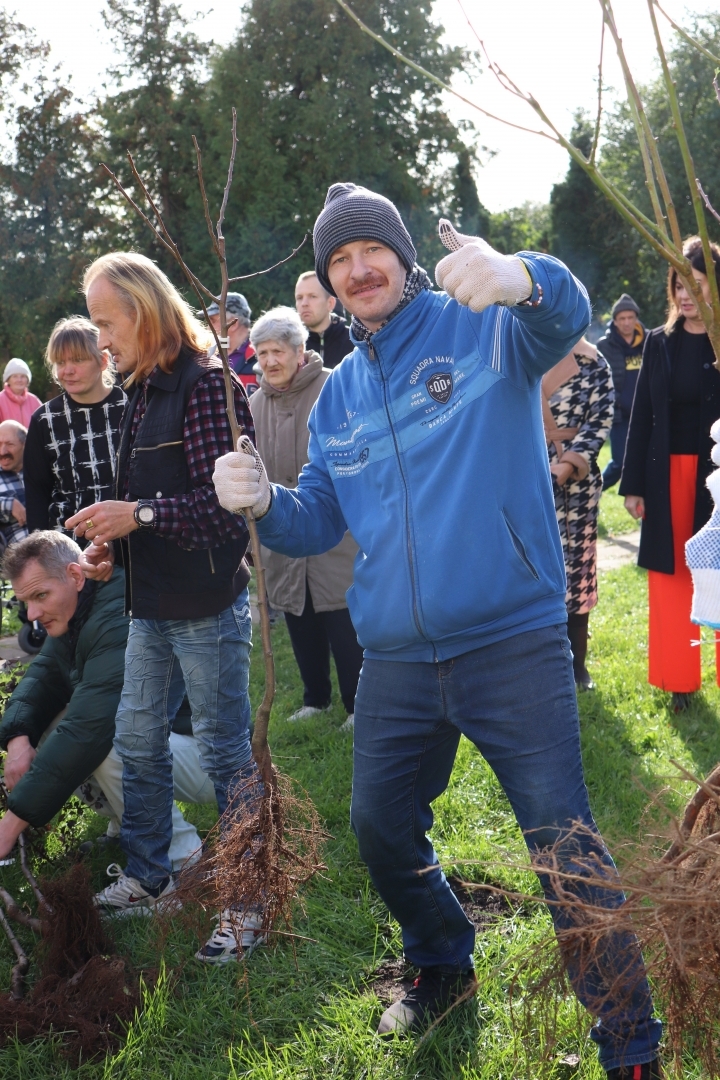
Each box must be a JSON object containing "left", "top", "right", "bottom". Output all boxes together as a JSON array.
[{"left": 351, "top": 264, "right": 433, "bottom": 344}]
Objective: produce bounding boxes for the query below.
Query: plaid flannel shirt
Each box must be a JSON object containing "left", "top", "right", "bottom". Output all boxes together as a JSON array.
[
  {"left": 125, "top": 369, "right": 254, "bottom": 550},
  {"left": 0, "top": 468, "right": 28, "bottom": 546}
]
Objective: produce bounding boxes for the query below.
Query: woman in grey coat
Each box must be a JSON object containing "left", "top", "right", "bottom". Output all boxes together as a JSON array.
[{"left": 249, "top": 306, "right": 361, "bottom": 726}]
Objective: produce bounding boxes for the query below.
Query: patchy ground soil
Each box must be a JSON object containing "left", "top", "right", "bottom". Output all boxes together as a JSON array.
[{"left": 367, "top": 878, "right": 511, "bottom": 1005}]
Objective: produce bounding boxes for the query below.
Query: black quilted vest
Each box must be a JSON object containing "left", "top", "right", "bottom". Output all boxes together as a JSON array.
[{"left": 116, "top": 349, "right": 249, "bottom": 619}]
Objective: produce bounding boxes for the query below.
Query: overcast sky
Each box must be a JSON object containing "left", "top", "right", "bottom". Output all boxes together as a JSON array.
[{"left": 4, "top": 0, "right": 719, "bottom": 211}]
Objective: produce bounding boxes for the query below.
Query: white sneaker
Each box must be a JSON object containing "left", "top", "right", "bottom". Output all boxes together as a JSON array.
[
  {"left": 93, "top": 862, "right": 176, "bottom": 917},
  {"left": 286, "top": 705, "right": 329, "bottom": 723},
  {"left": 340, "top": 713, "right": 354, "bottom": 731},
  {"left": 195, "top": 909, "right": 268, "bottom": 964}
]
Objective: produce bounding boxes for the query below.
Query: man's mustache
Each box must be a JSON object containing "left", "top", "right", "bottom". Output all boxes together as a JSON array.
[{"left": 348, "top": 274, "right": 386, "bottom": 294}]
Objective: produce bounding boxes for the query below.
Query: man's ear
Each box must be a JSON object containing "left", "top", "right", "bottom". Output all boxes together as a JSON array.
[{"left": 67, "top": 562, "right": 86, "bottom": 592}]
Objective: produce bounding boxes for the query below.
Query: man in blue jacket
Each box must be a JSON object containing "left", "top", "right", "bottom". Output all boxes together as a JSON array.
[{"left": 212, "top": 185, "right": 662, "bottom": 1079}]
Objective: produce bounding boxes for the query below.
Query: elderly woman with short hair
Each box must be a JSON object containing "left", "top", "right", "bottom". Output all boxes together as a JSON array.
[{"left": 250, "top": 306, "right": 361, "bottom": 726}]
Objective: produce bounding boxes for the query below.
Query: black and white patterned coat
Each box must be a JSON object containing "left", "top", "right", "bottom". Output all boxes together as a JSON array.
[
  {"left": 24, "top": 386, "right": 127, "bottom": 535},
  {"left": 546, "top": 352, "right": 614, "bottom": 614}
]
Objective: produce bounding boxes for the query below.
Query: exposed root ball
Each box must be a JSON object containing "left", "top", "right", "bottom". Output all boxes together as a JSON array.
[
  {"left": 0, "top": 865, "right": 142, "bottom": 1061},
  {"left": 174, "top": 771, "right": 327, "bottom": 950},
  {"left": 487, "top": 765, "right": 720, "bottom": 1075}
]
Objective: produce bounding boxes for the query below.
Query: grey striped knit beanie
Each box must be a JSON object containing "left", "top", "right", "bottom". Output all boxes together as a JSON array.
[
  {"left": 611, "top": 293, "right": 640, "bottom": 318},
  {"left": 313, "top": 183, "right": 417, "bottom": 296}
]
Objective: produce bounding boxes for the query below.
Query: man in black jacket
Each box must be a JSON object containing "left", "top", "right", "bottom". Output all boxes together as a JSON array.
[
  {"left": 597, "top": 293, "right": 646, "bottom": 488},
  {"left": 295, "top": 270, "right": 352, "bottom": 368},
  {"left": 66, "top": 252, "right": 264, "bottom": 963}
]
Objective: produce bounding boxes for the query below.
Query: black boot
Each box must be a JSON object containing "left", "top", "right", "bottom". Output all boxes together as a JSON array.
[{"left": 567, "top": 612, "right": 594, "bottom": 691}]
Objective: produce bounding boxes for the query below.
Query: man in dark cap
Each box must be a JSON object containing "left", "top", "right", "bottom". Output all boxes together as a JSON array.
[
  {"left": 212, "top": 184, "right": 663, "bottom": 1079},
  {"left": 597, "top": 293, "right": 646, "bottom": 488},
  {"left": 206, "top": 292, "right": 259, "bottom": 395}
]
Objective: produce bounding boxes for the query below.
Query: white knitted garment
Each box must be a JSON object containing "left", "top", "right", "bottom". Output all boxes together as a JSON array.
[
  {"left": 435, "top": 220, "right": 533, "bottom": 312},
  {"left": 687, "top": 467, "right": 720, "bottom": 627}
]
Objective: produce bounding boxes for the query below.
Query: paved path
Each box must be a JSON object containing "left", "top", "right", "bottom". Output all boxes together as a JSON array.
[
  {"left": 597, "top": 529, "right": 641, "bottom": 572},
  {"left": 0, "top": 635, "right": 31, "bottom": 663}
]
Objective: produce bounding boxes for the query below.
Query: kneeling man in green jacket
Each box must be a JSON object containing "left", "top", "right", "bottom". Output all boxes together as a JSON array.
[{"left": 0, "top": 531, "right": 214, "bottom": 867}]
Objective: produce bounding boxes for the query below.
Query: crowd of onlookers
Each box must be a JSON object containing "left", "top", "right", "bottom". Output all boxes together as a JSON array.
[
  {"left": 0, "top": 263, "right": 360, "bottom": 964},
  {"left": 0, "top": 226, "right": 717, "bottom": 997}
]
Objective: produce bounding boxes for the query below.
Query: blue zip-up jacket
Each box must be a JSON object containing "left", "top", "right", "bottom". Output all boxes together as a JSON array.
[{"left": 256, "top": 253, "right": 591, "bottom": 662}]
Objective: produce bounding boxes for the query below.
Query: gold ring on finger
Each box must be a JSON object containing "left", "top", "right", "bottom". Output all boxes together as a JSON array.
[{"left": 85, "top": 518, "right": 95, "bottom": 530}]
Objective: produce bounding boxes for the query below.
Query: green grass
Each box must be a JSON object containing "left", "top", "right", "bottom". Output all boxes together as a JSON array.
[
  {"left": 597, "top": 442, "right": 641, "bottom": 538},
  {"left": 0, "top": 474, "right": 718, "bottom": 1079}
]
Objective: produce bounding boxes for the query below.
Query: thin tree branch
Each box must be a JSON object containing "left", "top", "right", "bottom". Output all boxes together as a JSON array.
[
  {"left": 228, "top": 236, "right": 309, "bottom": 282},
  {"left": 334, "top": 0, "right": 554, "bottom": 140},
  {"left": 18, "top": 833, "right": 43, "bottom": 907},
  {"left": 217, "top": 106, "right": 237, "bottom": 249},
  {"left": 0, "top": 904, "right": 28, "bottom": 1000},
  {"left": 599, "top": 0, "right": 670, "bottom": 242},
  {"left": 102, "top": 163, "right": 219, "bottom": 304},
  {"left": 697, "top": 179, "right": 720, "bottom": 226},
  {"left": 646, "top": 0, "right": 720, "bottom": 351},
  {"left": 192, "top": 137, "right": 221, "bottom": 259},
  {"left": 590, "top": 14, "right": 606, "bottom": 166},
  {"left": 653, "top": 0, "right": 720, "bottom": 66},
  {"left": 0, "top": 886, "right": 42, "bottom": 933}
]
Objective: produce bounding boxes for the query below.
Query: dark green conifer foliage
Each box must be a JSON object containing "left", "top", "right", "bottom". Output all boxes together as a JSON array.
[
  {"left": 100, "top": 0, "right": 211, "bottom": 278},
  {"left": 0, "top": 83, "right": 105, "bottom": 386},
  {"left": 190, "top": 0, "right": 470, "bottom": 308}
]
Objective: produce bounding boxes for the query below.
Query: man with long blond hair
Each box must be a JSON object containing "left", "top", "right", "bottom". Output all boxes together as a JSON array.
[{"left": 66, "top": 252, "right": 265, "bottom": 963}]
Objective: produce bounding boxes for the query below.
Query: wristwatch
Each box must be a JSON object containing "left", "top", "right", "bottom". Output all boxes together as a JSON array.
[{"left": 134, "top": 500, "right": 156, "bottom": 528}]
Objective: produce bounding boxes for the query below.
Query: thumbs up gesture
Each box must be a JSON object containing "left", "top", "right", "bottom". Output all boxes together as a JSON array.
[{"left": 434, "top": 219, "right": 533, "bottom": 312}]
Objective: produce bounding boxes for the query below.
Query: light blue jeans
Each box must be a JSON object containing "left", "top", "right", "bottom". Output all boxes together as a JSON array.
[
  {"left": 114, "top": 589, "right": 256, "bottom": 889},
  {"left": 351, "top": 625, "right": 662, "bottom": 1071}
]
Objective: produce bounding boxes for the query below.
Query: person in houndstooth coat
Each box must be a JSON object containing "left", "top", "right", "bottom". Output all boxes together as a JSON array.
[{"left": 543, "top": 337, "right": 614, "bottom": 689}]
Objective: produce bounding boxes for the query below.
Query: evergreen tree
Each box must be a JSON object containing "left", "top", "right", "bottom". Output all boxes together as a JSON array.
[
  {"left": 550, "top": 113, "right": 642, "bottom": 320},
  {"left": 0, "top": 81, "right": 107, "bottom": 387},
  {"left": 192, "top": 0, "right": 472, "bottom": 308},
  {"left": 451, "top": 148, "right": 491, "bottom": 238},
  {"left": 0, "top": 10, "right": 46, "bottom": 104},
  {"left": 100, "top": 0, "right": 211, "bottom": 275}
]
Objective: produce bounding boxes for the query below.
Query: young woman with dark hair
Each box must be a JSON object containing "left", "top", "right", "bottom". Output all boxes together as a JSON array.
[{"left": 619, "top": 236, "right": 720, "bottom": 711}]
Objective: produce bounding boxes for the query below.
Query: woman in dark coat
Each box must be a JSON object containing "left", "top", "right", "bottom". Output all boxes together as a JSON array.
[{"left": 619, "top": 236, "right": 720, "bottom": 711}]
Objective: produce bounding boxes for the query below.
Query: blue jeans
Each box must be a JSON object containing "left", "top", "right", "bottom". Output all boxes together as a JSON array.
[
  {"left": 602, "top": 420, "right": 629, "bottom": 489},
  {"left": 351, "top": 625, "right": 662, "bottom": 1071},
  {"left": 114, "top": 589, "right": 255, "bottom": 889}
]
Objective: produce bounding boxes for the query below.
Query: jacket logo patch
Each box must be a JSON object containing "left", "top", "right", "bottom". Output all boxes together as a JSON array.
[{"left": 426, "top": 371, "right": 453, "bottom": 404}]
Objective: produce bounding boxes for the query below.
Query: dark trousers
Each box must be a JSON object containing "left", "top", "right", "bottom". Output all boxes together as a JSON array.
[
  {"left": 284, "top": 584, "right": 363, "bottom": 714},
  {"left": 602, "top": 419, "right": 629, "bottom": 489}
]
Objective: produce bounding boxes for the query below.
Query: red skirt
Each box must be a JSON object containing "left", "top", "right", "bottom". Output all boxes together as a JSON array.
[{"left": 648, "top": 454, "right": 720, "bottom": 691}]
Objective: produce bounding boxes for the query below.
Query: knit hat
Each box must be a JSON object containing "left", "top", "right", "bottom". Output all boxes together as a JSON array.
[
  {"left": 3, "top": 358, "right": 32, "bottom": 385},
  {"left": 611, "top": 293, "right": 640, "bottom": 318},
  {"left": 204, "top": 292, "right": 252, "bottom": 324},
  {"left": 313, "top": 183, "right": 417, "bottom": 296}
]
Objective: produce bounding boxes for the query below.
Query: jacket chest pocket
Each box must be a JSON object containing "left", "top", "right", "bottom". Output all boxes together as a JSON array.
[{"left": 128, "top": 441, "right": 186, "bottom": 498}]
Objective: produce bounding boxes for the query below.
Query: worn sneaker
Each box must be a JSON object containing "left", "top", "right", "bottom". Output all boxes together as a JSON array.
[
  {"left": 340, "top": 713, "right": 354, "bottom": 732},
  {"left": 195, "top": 909, "right": 268, "bottom": 964},
  {"left": 377, "top": 967, "right": 478, "bottom": 1036},
  {"left": 93, "top": 863, "right": 176, "bottom": 917},
  {"left": 606, "top": 1061, "right": 664, "bottom": 1080},
  {"left": 286, "top": 705, "right": 329, "bottom": 723}
]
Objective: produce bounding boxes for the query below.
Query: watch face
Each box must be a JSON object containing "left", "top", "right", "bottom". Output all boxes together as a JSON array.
[{"left": 138, "top": 505, "right": 154, "bottom": 524}]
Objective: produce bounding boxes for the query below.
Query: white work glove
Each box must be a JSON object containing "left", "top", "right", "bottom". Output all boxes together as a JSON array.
[
  {"left": 213, "top": 436, "right": 271, "bottom": 518},
  {"left": 435, "top": 219, "right": 533, "bottom": 312}
]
